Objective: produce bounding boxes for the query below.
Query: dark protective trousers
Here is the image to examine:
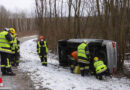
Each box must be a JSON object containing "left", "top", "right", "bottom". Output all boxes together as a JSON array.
[
  {"left": 11, "top": 54, "right": 15, "bottom": 66},
  {"left": 15, "top": 52, "right": 20, "bottom": 66},
  {"left": 79, "top": 62, "right": 89, "bottom": 76},
  {"left": 1, "top": 52, "right": 12, "bottom": 74},
  {"left": 95, "top": 69, "right": 110, "bottom": 80},
  {"left": 11, "top": 52, "right": 20, "bottom": 66},
  {"left": 40, "top": 55, "right": 47, "bottom": 66},
  {"left": 70, "top": 59, "right": 78, "bottom": 73}
]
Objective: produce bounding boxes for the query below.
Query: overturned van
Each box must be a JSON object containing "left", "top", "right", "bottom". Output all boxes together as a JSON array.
[{"left": 58, "top": 39, "right": 118, "bottom": 74}]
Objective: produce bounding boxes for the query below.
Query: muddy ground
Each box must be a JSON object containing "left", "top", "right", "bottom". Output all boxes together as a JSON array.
[
  {"left": 0, "top": 68, "right": 35, "bottom": 90},
  {"left": 0, "top": 35, "right": 38, "bottom": 90}
]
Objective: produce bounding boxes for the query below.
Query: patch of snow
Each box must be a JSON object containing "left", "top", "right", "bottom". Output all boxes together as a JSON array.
[
  {"left": 124, "top": 60, "right": 130, "bottom": 71},
  {"left": 124, "top": 60, "right": 130, "bottom": 65},
  {"left": 19, "top": 38, "right": 130, "bottom": 90},
  {"left": 125, "top": 53, "right": 130, "bottom": 55}
]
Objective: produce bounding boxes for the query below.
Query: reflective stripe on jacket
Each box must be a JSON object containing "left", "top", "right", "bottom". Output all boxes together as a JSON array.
[
  {"left": 77, "top": 43, "right": 89, "bottom": 64},
  {"left": 37, "top": 41, "right": 48, "bottom": 54},
  {"left": 11, "top": 37, "right": 19, "bottom": 53},
  {"left": 0, "top": 31, "right": 13, "bottom": 53},
  {"left": 94, "top": 60, "right": 107, "bottom": 74}
]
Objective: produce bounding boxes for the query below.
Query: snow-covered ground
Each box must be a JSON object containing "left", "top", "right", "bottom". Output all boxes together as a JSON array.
[
  {"left": 19, "top": 38, "right": 130, "bottom": 90},
  {"left": 124, "top": 60, "right": 130, "bottom": 71}
]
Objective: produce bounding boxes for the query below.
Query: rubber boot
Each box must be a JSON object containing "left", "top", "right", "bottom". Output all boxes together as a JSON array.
[
  {"left": 42, "top": 63, "right": 45, "bottom": 66},
  {"left": 1, "top": 67, "right": 6, "bottom": 75},
  {"left": 6, "top": 72, "right": 16, "bottom": 76},
  {"left": 2, "top": 71, "right": 7, "bottom": 76}
]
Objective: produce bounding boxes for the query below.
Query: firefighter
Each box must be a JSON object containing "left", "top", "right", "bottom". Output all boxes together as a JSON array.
[
  {"left": 11, "top": 34, "right": 20, "bottom": 67},
  {"left": 15, "top": 36, "right": 20, "bottom": 66},
  {"left": 77, "top": 41, "right": 90, "bottom": 76},
  {"left": 70, "top": 51, "right": 78, "bottom": 73},
  {"left": 93, "top": 57, "right": 108, "bottom": 80},
  {"left": 37, "top": 36, "right": 48, "bottom": 66},
  {"left": 0, "top": 28, "right": 16, "bottom": 76}
]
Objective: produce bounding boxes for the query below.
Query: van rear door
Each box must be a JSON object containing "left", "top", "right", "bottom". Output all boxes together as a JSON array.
[{"left": 106, "top": 41, "right": 117, "bottom": 73}]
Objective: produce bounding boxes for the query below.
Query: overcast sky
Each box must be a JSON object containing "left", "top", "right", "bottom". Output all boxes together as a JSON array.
[
  {"left": 0, "top": 0, "right": 90, "bottom": 17},
  {"left": 0, "top": 0, "right": 35, "bottom": 14}
]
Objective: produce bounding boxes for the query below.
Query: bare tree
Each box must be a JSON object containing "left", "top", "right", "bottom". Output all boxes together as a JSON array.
[
  {"left": 33, "top": 0, "right": 130, "bottom": 70},
  {"left": 72, "top": 0, "right": 82, "bottom": 38},
  {"left": 67, "top": 0, "right": 72, "bottom": 38},
  {"left": 119, "top": 0, "right": 127, "bottom": 68}
]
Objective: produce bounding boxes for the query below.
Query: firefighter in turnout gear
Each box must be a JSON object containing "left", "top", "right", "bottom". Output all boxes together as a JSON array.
[
  {"left": 15, "top": 36, "right": 20, "bottom": 66},
  {"left": 77, "top": 41, "right": 90, "bottom": 76},
  {"left": 93, "top": 57, "right": 107, "bottom": 80},
  {"left": 11, "top": 34, "right": 20, "bottom": 67},
  {"left": 70, "top": 51, "right": 78, "bottom": 73},
  {"left": 0, "top": 28, "right": 16, "bottom": 76},
  {"left": 37, "top": 36, "right": 48, "bottom": 66}
]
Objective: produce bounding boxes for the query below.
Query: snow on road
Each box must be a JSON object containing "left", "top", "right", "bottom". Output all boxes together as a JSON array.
[{"left": 19, "top": 38, "right": 130, "bottom": 90}]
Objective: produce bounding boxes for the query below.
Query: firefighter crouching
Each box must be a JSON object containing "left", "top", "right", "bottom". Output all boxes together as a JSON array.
[
  {"left": 77, "top": 41, "right": 90, "bottom": 76},
  {"left": 37, "top": 36, "right": 48, "bottom": 66},
  {"left": 0, "top": 28, "right": 16, "bottom": 76},
  {"left": 11, "top": 33, "right": 20, "bottom": 67},
  {"left": 69, "top": 51, "right": 80, "bottom": 74},
  {"left": 93, "top": 57, "right": 109, "bottom": 80}
]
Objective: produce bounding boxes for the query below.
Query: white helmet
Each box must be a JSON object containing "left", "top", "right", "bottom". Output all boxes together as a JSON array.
[
  {"left": 83, "top": 40, "right": 88, "bottom": 44},
  {"left": 4, "top": 28, "right": 10, "bottom": 32}
]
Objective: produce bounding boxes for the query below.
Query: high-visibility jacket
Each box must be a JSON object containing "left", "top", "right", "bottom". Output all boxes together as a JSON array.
[
  {"left": 11, "top": 37, "right": 19, "bottom": 53},
  {"left": 37, "top": 41, "right": 48, "bottom": 55},
  {"left": 94, "top": 60, "right": 107, "bottom": 74},
  {"left": 77, "top": 43, "right": 90, "bottom": 64},
  {"left": 0, "top": 31, "right": 13, "bottom": 53}
]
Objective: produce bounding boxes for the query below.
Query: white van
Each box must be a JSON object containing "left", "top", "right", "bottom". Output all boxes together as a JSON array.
[{"left": 58, "top": 39, "right": 118, "bottom": 74}]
